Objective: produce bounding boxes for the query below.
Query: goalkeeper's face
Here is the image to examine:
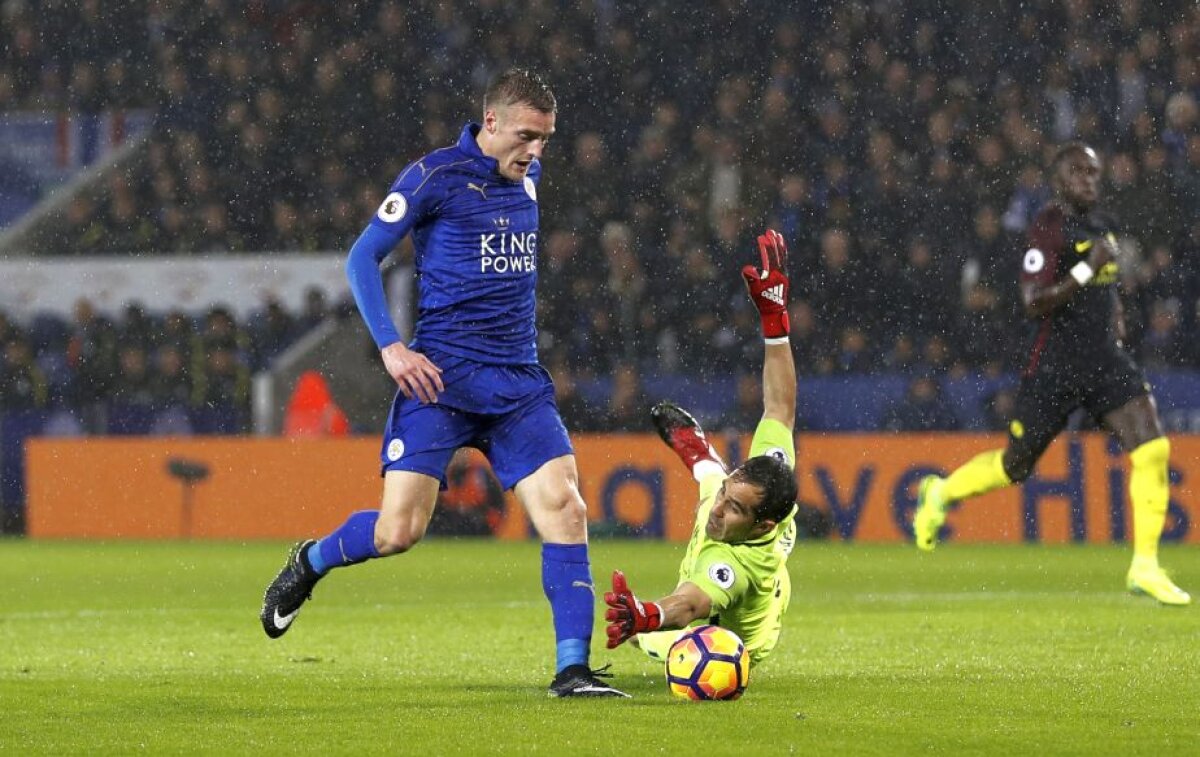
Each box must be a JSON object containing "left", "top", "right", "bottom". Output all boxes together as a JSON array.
[
  {"left": 481, "top": 102, "right": 556, "bottom": 181},
  {"left": 706, "top": 479, "right": 772, "bottom": 543}
]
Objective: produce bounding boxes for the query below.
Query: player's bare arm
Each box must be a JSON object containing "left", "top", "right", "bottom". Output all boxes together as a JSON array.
[
  {"left": 1112, "top": 283, "right": 1128, "bottom": 343},
  {"left": 761, "top": 342, "right": 797, "bottom": 429},
  {"left": 380, "top": 341, "right": 444, "bottom": 404},
  {"left": 654, "top": 581, "right": 713, "bottom": 629},
  {"left": 604, "top": 570, "right": 713, "bottom": 648}
]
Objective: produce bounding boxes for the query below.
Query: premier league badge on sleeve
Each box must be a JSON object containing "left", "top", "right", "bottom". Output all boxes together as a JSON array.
[
  {"left": 378, "top": 192, "right": 407, "bottom": 222},
  {"left": 1023, "top": 248, "right": 1045, "bottom": 273},
  {"left": 708, "top": 563, "right": 736, "bottom": 589}
]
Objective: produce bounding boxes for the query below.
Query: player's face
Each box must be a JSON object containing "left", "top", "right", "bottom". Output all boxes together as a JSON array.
[
  {"left": 706, "top": 479, "right": 772, "bottom": 543},
  {"left": 1055, "top": 149, "right": 1102, "bottom": 209},
  {"left": 482, "top": 103, "right": 556, "bottom": 181}
]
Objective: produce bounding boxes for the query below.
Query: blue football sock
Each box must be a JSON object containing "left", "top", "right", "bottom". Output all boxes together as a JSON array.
[
  {"left": 307, "top": 510, "right": 381, "bottom": 576},
  {"left": 542, "top": 542, "right": 594, "bottom": 673}
]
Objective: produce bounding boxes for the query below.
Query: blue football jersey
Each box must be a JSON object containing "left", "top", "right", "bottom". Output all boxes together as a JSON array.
[{"left": 368, "top": 123, "right": 542, "bottom": 365}]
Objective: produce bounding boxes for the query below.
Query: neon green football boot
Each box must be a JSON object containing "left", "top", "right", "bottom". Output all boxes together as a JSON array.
[
  {"left": 1126, "top": 558, "right": 1191, "bottom": 606},
  {"left": 913, "top": 475, "right": 948, "bottom": 552}
]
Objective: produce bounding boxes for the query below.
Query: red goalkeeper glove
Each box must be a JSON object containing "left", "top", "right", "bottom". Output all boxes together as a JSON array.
[
  {"left": 604, "top": 570, "right": 662, "bottom": 649},
  {"left": 741, "top": 228, "right": 790, "bottom": 340}
]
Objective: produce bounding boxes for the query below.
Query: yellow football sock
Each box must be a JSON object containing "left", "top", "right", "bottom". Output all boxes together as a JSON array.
[
  {"left": 942, "top": 449, "right": 1012, "bottom": 502},
  {"left": 1129, "top": 437, "right": 1171, "bottom": 564}
]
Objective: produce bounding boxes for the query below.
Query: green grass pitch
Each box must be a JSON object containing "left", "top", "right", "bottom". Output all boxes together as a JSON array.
[{"left": 1, "top": 539, "right": 1197, "bottom": 754}]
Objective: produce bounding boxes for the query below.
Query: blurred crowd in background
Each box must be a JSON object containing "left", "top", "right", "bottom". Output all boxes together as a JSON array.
[
  {"left": 1, "top": 0, "right": 1199, "bottom": 434},
  {"left": 0, "top": 290, "right": 332, "bottom": 434}
]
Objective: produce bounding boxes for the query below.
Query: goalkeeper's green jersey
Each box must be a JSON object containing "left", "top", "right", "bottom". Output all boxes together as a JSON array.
[{"left": 660, "top": 417, "right": 797, "bottom": 667}]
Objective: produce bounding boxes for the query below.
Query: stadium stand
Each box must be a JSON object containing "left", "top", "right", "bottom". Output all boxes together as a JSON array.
[
  {"left": 2, "top": 0, "right": 1190, "bottom": 376},
  {"left": 1, "top": 0, "right": 1197, "bottom": 444}
]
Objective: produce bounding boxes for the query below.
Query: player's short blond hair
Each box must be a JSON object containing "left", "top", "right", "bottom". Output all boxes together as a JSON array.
[{"left": 484, "top": 68, "right": 556, "bottom": 114}]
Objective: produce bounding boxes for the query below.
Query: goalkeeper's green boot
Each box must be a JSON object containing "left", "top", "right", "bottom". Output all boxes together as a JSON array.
[
  {"left": 913, "top": 475, "right": 947, "bottom": 552},
  {"left": 1126, "top": 559, "right": 1191, "bottom": 606}
]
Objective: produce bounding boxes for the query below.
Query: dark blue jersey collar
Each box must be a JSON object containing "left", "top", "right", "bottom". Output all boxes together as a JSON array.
[
  {"left": 458, "top": 122, "right": 510, "bottom": 181},
  {"left": 460, "top": 123, "right": 494, "bottom": 168}
]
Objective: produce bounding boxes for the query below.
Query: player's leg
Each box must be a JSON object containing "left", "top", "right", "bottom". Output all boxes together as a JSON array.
[
  {"left": 309, "top": 470, "right": 442, "bottom": 569},
  {"left": 307, "top": 397, "right": 468, "bottom": 567},
  {"left": 1102, "top": 394, "right": 1189, "bottom": 605},
  {"left": 514, "top": 454, "right": 627, "bottom": 696},
  {"left": 914, "top": 377, "right": 1065, "bottom": 551},
  {"left": 512, "top": 454, "right": 592, "bottom": 675},
  {"left": 520, "top": 454, "right": 629, "bottom": 698},
  {"left": 260, "top": 471, "right": 442, "bottom": 639},
  {"left": 487, "top": 387, "right": 627, "bottom": 697},
  {"left": 260, "top": 397, "right": 464, "bottom": 638}
]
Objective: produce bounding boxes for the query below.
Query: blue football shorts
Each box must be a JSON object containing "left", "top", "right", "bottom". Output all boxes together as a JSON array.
[{"left": 378, "top": 349, "right": 573, "bottom": 490}]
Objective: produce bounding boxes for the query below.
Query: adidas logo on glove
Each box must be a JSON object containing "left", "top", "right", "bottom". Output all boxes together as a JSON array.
[{"left": 761, "top": 283, "right": 785, "bottom": 306}]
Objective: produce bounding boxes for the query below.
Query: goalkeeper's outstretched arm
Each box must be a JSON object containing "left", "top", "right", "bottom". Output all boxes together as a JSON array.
[
  {"left": 604, "top": 571, "right": 712, "bottom": 649},
  {"left": 761, "top": 340, "right": 796, "bottom": 432},
  {"left": 742, "top": 229, "right": 796, "bottom": 433}
]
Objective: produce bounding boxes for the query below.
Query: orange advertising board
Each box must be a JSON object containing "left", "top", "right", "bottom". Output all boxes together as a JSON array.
[{"left": 25, "top": 434, "right": 1200, "bottom": 544}]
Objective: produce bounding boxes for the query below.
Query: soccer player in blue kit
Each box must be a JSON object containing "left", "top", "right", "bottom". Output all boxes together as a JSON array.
[{"left": 260, "top": 68, "right": 628, "bottom": 698}]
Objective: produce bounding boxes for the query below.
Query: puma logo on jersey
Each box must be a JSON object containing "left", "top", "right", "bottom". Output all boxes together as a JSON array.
[
  {"left": 467, "top": 182, "right": 488, "bottom": 199},
  {"left": 761, "top": 283, "right": 785, "bottom": 306}
]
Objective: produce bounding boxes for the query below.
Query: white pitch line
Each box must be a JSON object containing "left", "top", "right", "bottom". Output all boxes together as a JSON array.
[{"left": 829, "top": 590, "right": 1122, "bottom": 602}]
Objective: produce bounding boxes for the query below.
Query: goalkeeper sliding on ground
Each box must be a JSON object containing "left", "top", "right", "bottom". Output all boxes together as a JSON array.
[{"left": 604, "top": 229, "right": 799, "bottom": 668}]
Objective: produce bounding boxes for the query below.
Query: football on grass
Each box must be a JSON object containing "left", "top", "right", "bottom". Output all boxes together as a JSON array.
[{"left": 665, "top": 625, "right": 750, "bottom": 701}]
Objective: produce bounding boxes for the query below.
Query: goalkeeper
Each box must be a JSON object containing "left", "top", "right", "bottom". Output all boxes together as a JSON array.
[{"left": 605, "top": 229, "right": 799, "bottom": 668}]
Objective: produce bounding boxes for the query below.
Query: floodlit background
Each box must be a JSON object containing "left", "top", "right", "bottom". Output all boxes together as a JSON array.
[{"left": 1, "top": 2, "right": 1199, "bottom": 753}]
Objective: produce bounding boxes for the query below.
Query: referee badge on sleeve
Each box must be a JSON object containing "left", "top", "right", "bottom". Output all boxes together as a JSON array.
[
  {"left": 708, "top": 563, "right": 736, "bottom": 590},
  {"left": 377, "top": 192, "right": 407, "bottom": 222}
]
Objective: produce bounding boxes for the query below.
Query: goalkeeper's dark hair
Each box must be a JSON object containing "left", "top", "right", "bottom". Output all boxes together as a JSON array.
[
  {"left": 1049, "top": 141, "right": 1097, "bottom": 173},
  {"left": 484, "top": 68, "right": 556, "bottom": 113},
  {"left": 732, "top": 455, "right": 798, "bottom": 525}
]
